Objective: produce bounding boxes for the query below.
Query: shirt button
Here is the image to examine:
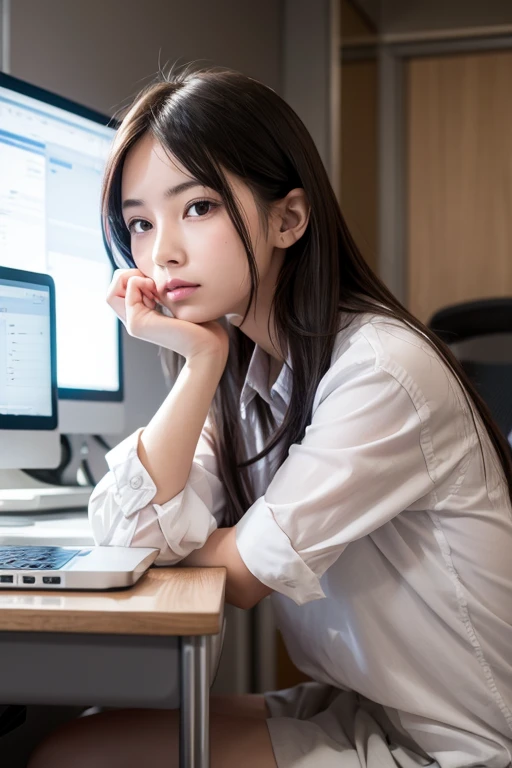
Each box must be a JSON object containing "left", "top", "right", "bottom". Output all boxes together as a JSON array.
[{"left": 129, "top": 475, "right": 143, "bottom": 490}]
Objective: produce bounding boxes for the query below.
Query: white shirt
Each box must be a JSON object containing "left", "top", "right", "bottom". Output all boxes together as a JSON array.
[{"left": 89, "top": 313, "right": 512, "bottom": 767}]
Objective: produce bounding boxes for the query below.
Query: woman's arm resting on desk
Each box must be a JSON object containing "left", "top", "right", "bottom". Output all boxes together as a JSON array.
[{"left": 183, "top": 528, "right": 272, "bottom": 610}]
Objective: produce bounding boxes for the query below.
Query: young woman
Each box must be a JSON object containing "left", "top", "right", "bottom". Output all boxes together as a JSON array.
[{"left": 29, "top": 67, "right": 512, "bottom": 768}]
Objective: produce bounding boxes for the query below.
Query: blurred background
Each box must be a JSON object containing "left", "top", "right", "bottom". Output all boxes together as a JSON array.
[{"left": 1, "top": 0, "right": 512, "bottom": 696}]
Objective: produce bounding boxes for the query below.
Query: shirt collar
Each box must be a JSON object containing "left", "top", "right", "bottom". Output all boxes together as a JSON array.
[{"left": 240, "top": 343, "right": 292, "bottom": 413}]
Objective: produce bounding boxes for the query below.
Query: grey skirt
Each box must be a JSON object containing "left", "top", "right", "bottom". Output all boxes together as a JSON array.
[{"left": 264, "top": 682, "right": 438, "bottom": 768}]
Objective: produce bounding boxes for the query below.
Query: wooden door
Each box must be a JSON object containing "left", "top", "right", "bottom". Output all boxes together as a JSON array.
[
  {"left": 339, "top": 0, "right": 379, "bottom": 274},
  {"left": 340, "top": 58, "right": 379, "bottom": 273},
  {"left": 406, "top": 50, "right": 512, "bottom": 323}
]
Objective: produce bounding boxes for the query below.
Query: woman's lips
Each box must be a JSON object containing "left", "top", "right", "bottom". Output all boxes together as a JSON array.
[{"left": 166, "top": 285, "right": 199, "bottom": 301}]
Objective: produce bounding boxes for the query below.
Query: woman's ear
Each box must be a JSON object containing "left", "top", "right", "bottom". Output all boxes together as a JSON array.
[{"left": 271, "top": 188, "right": 310, "bottom": 248}]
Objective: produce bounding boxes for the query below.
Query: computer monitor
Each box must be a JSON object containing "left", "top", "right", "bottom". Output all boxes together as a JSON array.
[
  {"left": 0, "top": 266, "right": 60, "bottom": 469},
  {"left": 0, "top": 72, "right": 123, "bottom": 435}
]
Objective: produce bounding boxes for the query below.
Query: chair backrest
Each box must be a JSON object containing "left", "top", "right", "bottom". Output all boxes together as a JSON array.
[
  {"left": 428, "top": 298, "right": 512, "bottom": 445},
  {"left": 429, "top": 297, "right": 512, "bottom": 343}
]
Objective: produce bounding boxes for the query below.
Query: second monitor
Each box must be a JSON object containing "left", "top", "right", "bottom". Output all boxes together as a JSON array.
[{"left": 0, "top": 266, "right": 60, "bottom": 469}]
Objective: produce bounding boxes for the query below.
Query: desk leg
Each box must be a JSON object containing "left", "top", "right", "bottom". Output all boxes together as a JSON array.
[{"left": 180, "top": 635, "right": 210, "bottom": 768}]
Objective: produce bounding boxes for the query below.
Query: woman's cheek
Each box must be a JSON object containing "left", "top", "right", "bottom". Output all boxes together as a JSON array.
[{"left": 131, "top": 242, "right": 152, "bottom": 273}]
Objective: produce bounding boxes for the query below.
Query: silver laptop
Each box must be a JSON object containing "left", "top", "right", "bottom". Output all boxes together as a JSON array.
[{"left": 0, "top": 545, "right": 159, "bottom": 590}]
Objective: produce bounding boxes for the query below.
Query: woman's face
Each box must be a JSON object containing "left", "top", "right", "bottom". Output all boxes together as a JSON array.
[{"left": 120, "top": 133, "right": 279, "bottom": 324}]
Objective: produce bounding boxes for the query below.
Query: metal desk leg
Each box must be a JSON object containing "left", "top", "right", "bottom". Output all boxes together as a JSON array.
[{"left": 180, "top": 635, "right": 210, "bottom": 768}]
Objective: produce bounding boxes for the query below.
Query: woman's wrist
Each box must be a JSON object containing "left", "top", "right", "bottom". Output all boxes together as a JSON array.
[{"left": 185, "top": 347, "right": 229, "bottom": 377}]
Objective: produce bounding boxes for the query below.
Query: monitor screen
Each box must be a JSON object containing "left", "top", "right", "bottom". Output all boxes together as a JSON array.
[
  {"left": 0, "top": 74, "right": 121, "bottom": 406},
  {"left": 0, "top": 265, "right": 57, "bottom": 426},
  {"left": 0, "top": 266, "right": 60, "bottom": 469}
]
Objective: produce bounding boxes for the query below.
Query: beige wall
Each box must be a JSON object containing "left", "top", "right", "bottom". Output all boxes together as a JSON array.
[{"left": 10, "top": 0, "right": 282, "bottom": 114}]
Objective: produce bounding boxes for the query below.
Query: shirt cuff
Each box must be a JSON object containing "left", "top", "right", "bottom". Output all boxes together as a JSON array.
[
  {"left": 153, "top": 464, "right": 219, "bottom": 560},
  {"left": 105, "top": 428, "right": 157, "bottom": 517},
  {"left": 235, "top": 498, "right": 326, "bottom": 606}
]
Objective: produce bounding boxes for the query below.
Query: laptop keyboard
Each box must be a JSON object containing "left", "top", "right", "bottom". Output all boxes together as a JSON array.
[{"left": 0, "top": 546, "right": 80, "bottom": 570}]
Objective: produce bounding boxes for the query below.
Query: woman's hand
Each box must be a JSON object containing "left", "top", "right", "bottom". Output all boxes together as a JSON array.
[
  {"left": 106, "top": 268, "right": 157, "bottom": 328},
  {"left": 106, "top": 269, "right": 230, "bottom": 364}
]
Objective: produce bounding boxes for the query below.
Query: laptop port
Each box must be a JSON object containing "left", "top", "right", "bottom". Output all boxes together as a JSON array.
[
  {"left": 42, "top": 577, "right": 61, "bottom": 585},
  {"left": 23, "top": 576, "right": 36, "bottom": 584},
  {"left": 0, "top": 575, "right": 13, "bottom": 583}
]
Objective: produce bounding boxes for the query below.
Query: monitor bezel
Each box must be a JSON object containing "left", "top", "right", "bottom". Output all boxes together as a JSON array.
[
  {"left": 0, "top": 266, "right": 58, "bottom": 430},
  {"left": 0, "top": 72, "right": 124, "bottom": 405}
]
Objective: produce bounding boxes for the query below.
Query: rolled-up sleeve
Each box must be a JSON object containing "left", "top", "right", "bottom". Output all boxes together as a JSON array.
[
  {"left": 236, "top": 353, "right": 437, "bottom": 606},
  {"left": 88, "top": 421, "right": 225, "bottom": 564}
]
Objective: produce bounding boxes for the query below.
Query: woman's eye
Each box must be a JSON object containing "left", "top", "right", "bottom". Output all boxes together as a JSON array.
[
  {"left": 128, "top": 219, "right": 152, "bottom": 234},
  {"left": 187, "top": 200, "right": 216, "bottom": 217}
]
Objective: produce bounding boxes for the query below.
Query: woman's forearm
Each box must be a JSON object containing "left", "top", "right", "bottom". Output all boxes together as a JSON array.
[{"left": 137, "top": 353, "right": 225, "bottom": 505}]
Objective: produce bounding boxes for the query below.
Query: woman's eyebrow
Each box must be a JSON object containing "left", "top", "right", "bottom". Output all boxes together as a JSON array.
[{"left": 122, "top": 180, "right": 204, "bottom": 211}]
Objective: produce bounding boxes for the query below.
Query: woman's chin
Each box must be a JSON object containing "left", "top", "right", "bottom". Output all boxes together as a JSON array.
[{"left": 169, "top": 305, "right": 220, "bottom": 325}]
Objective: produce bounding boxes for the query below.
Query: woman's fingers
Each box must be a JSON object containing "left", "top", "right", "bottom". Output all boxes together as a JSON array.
[
  {"left": 106, "top": 269, "right": 147, "bottom": 303},
  {"left": 125, "top": 276, "right": 157, "bottom": 307},
  {"left": 107, "top": 270, "right": 158, "bottom": 323}
]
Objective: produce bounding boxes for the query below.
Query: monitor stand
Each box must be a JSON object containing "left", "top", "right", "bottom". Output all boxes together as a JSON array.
[
  {"left": 0, "top": 469, "right": 52, "bottom": 490},
  {"left": 0, "top": 470, "right": 92, "bottom": 513},
  {"left": 0, "top": 475, "right": 35, "bottom": 523}
]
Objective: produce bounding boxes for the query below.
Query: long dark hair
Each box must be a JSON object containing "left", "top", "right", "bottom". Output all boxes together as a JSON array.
[{"left": 102, "top": 66, "right": 512, "bottom": 526}]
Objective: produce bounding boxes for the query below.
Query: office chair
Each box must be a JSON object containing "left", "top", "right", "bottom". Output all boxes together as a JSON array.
[{"left": 428, "top": 297, "right": 512, "bottom": 446}]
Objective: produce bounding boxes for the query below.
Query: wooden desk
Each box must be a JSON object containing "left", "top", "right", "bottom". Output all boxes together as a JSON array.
[{"left": 0, "top": 567, "right": 226, "bottom": 768}]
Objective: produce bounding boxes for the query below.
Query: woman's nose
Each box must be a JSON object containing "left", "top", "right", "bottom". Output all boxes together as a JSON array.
[{"left": 151, "top": 234, "right": 185, "bottom": 268}]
